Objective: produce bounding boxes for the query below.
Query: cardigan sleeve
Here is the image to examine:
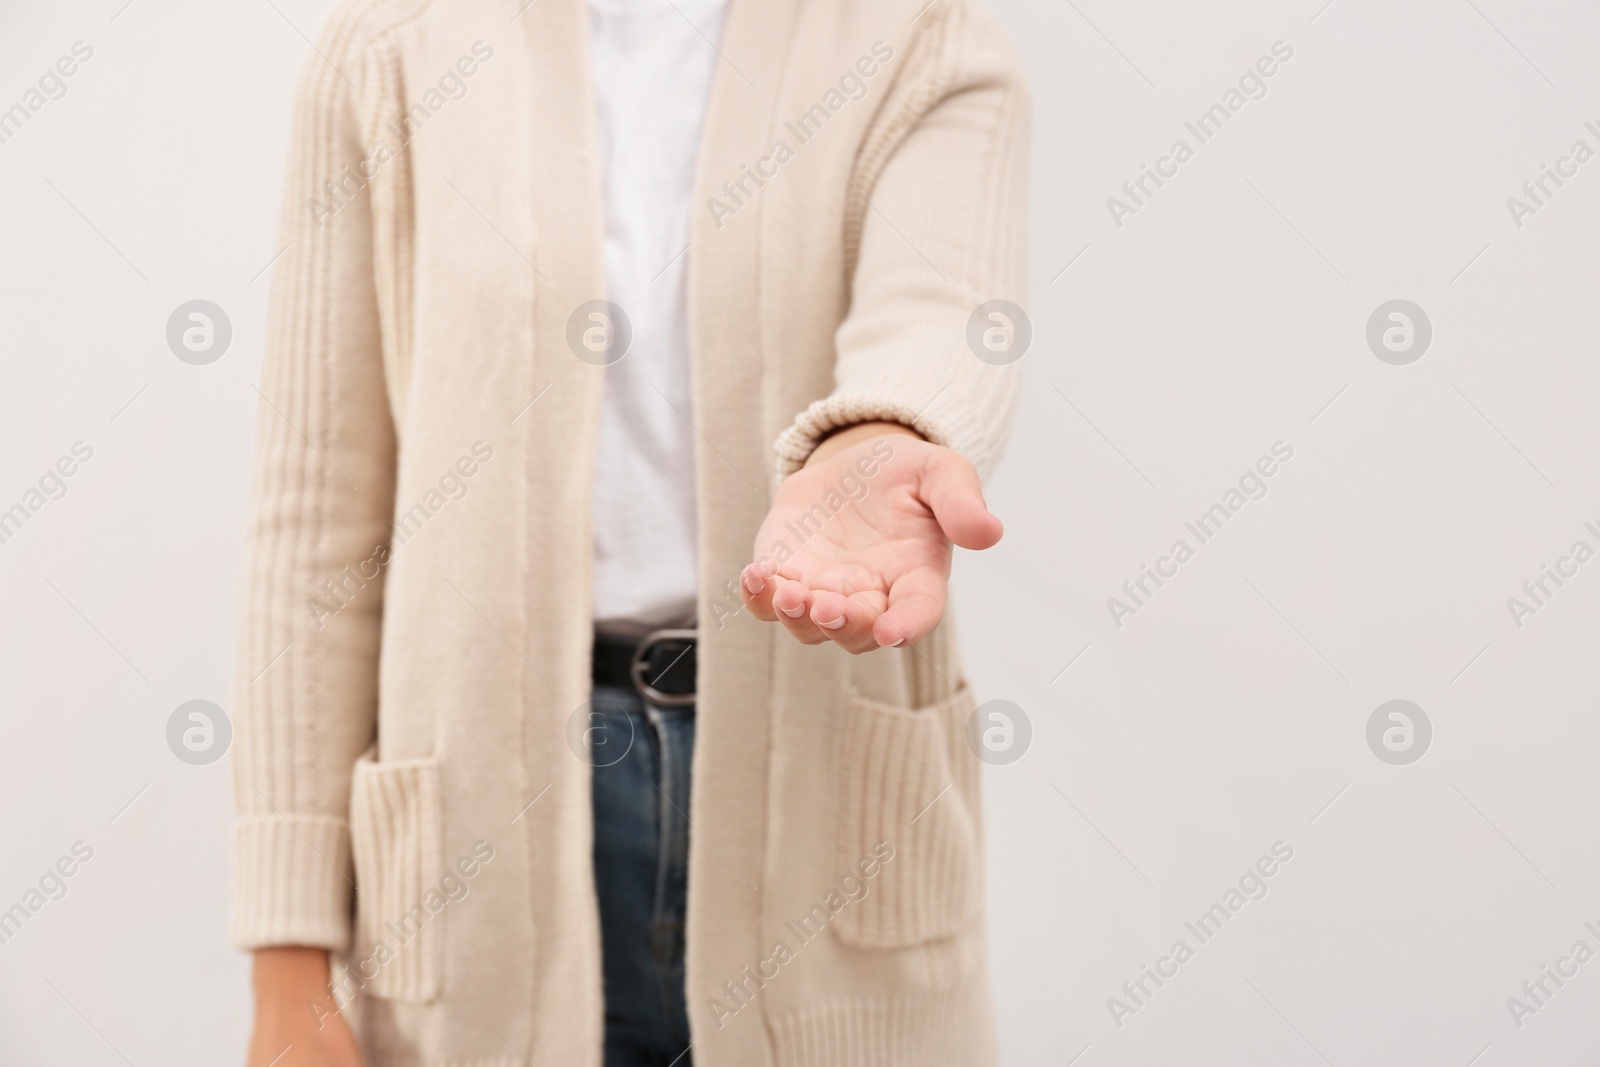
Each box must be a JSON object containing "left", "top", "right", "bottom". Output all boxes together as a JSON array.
[
  {"left": 772, "top": 0, "right": 1032, "bottom": 479},
  {"left": 229, "top": 25, "right": 397, "bottom": 953}
]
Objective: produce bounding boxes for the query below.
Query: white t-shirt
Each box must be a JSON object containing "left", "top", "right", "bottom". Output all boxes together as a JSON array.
[{"left": 587, "top": 0, "right": 727, "bottom": 635}]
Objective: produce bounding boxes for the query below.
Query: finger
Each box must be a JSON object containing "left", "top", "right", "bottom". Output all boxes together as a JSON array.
[
  {"left": 923, "top": 451, "right": 1003, "bottom": 551},
  {"left": 872, "top": 569, "right": 947, "bottom": 649},
  {"left": 771, "top": 576, "right": 829, "bottom": 644},
  {"left": 809, "top": 590, "right": 881, "bottom": 654},
  {"left": 738, "top": 561, "right": 779, "bottom": 621}
]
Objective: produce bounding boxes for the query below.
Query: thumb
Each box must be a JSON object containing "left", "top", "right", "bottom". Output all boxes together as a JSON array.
[{"left": 921, "top": 449, "right": 1003, "bottom": 551}]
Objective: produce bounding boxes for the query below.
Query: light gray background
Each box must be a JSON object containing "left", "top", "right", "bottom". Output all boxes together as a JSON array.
[{"left": 2, "top": 0, "right": 1597, "bottom": 1063}]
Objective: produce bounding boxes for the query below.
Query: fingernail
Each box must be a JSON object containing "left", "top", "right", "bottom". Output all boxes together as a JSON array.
[
  {"left": 818, "top": 616, "right": 846, "bottom": 630},
  {"left": 780, "top": 604, "right": 805, "bottom": 618},
  {"left": 886, "top": 636, "right": 906, "bottom": 647},
  {"left": 743, "top": 572, "right": 765, "bottom": 594}
]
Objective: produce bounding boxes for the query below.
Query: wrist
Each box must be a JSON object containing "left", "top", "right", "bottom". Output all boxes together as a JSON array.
[
  {"left": 804, "top": 421, "right": 923, "bottom": 470},
  {"left": 253, "top": 945, "right": 332, "bottom": 1002}
]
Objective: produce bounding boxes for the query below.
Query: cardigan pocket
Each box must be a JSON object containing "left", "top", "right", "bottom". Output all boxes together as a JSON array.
[
  {"left": 349, "top": 752, "right": 444, "bottom": 1003},
  {"left": 834, "top": 684, "right": 981, "bottom": 949}
]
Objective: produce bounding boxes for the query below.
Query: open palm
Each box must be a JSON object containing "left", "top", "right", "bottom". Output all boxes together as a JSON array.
[{"left": 740, "top": 431, "right": 1002, "bottom": 653}]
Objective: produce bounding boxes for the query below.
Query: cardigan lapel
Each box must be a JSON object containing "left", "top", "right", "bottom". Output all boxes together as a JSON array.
[
  {"left": 684, "top": 2, "right": 802, "bottom": 1063},
  {"left": 511, "top": 3, "right": 615, "bottom": 1063},
  {"left": 515, "top": 0, "right": 609, "bottom": 675},
  {"left": 520, "top": 0, "right": 607, "bottom": 315}
]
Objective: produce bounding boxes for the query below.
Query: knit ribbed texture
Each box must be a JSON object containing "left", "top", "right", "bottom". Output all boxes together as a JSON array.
[
  {"left": 230, "top": 815, "right": 354, "bottom": 949},
  {"left": 361, "top": 28, "right": 418, "bottom": 419},
  {"left": 771, "top": 0, "right": 1030, "bottom": 480},
  {"left": 834, "top": 685, "right": 979, "bottom": 949},
  {"left": 231, "top": 0, "right": 1027, "bottom": 1061},
  {"left": 349, "top": 756, "right": 443, "bottom": 1002},
  {"left": 774, "top": 392, "right": 983, "bottom": 479},
  {"left": 229, "top": 0, "right": 402, "bottom": 954},
  {"left": 769, "top": 987, "right": 997, "bottom": 1067}
]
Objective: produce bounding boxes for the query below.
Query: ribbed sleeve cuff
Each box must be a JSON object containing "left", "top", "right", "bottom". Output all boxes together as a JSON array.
[
  {"left": 772, "top": 390, "right": 991, "bottom": 480},
  {"left": 230, "top": 814, "right": 354, "bottom": 952}
]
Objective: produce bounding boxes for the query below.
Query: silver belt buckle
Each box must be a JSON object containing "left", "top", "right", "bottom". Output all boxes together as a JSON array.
[{"left": 629, "top": 628, "right": 697, "bottom": 706}]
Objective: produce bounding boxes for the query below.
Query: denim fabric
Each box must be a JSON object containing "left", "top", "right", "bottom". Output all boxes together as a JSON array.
[{"left": 589, "top": 683, "right": 695, "bottom": 1067}]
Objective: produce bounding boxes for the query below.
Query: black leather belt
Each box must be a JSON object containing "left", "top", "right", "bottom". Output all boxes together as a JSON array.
[{"left": 592, "top": 629, "right": 697, "bottom": 706}]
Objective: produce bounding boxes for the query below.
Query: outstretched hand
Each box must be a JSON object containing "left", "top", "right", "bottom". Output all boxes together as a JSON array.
[{"left": 740, "top": 423, "right": 1002, "bottom": 654}]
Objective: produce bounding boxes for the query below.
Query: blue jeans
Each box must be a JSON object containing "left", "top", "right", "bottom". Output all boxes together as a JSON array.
[{"left": 589, "top": 684, "right": 695, "bottom": 1067}]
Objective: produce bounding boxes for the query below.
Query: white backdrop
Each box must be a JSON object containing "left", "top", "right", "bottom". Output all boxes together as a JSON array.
[{"left": 2, "top": 0, "right": 1598, "bottom": 1064}]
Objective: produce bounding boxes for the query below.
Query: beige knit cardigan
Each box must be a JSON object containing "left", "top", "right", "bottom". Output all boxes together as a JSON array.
[{"left": 231, "top": 0, "right": 1029, "bottom": 1063}]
